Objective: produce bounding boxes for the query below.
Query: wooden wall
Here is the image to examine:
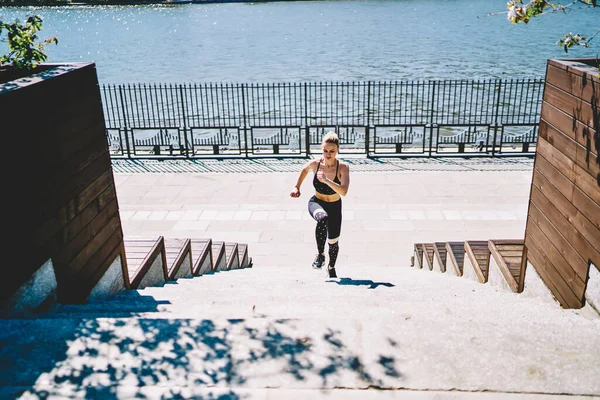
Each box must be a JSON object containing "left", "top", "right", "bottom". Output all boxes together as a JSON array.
[
  {"left": 524, "top": 59, "right": 600, "bottom": 308},
  {"left": 1, "top": 63, "right": 126, "bottom": 304}
]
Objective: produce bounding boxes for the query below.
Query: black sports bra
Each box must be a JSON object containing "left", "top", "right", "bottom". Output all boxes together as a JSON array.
[{"left": 313, "top": 159, "right": 341, "bottom": 195}]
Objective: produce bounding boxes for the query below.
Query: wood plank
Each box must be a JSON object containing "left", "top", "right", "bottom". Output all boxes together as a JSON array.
[
  {"left": 128, "top": 237, "right": 165, "bottom": 288},
  {"left": 165, "top": 238, "right": 191, "bottom": 278},
  {"left": 545, "top": 62, "right": 600, "bottom": 105},
  {"left": 414, "top": 243, "right": 424, "bottom": 268},
  {"left": 537, "top": 137, "right": 575, "bottom": 185},
  {"left": 433, "top": 242, "right": 447, "bottom": 273},
  {"left": 534, "top": 153, "right": 575, "bottom": 203},
  {"left": 35, "top": 189, "right": 118, "bottom": 259},
  {"left": 530, "top": 184, "right": 600, "bottom": 270},
  {"left": 526, "top": 228, "right": 584, "bottom": 308},
  {"left": 547, "top": 59, "right": 600, "bottom": 81},
  {"left": 535, "top": 154, "right": 600, "bottom": 231},
  {"left": 445, "top": 241, "right": 464, "bottom": 276},
  {"left": 191, "top": 238, "right": 213, "bottom": 274},
  {"left": 528, "top": 200, "right": 588, "bottom": 281},
  {"left": 540, "top": 102, "right": 598, "bottom": 157},
  {"left": 518, "top": 246, "right": 528, "bottom": 293},
  {"left": 57, "top": 228, "right": 124, "bottom": 303},
  {"left": 29, "top": 151, "right": 113, "bottom": 227},
  {"left": 422, "top": 243, "right": 435, "bottom": 271},
  {"left": 572, "top": 186, "right": 600, "bottom": 231},
  {"left": 525, "top": 236, "right": 575, "bottom": 308},
  {"left": 238, "top": 243, "right": 250, "bottom": 268},
  {"left": 124, "top": 239, "right": 158, "bottom": 275},
  {"left": 225, "top": 242, "right": 239, "bottom": 270},
  {"left": 494, "top": 243, "right": 525, "bottom": 249},
  {"left": 525, "top": 213, "right": 586, "bottom": 298},
  {"left": 17, "top": 152, "right": 113, "bottom": 233},
  {"left": 52, "top": 201, "right": 120, "bottom": 269},
  {"left": 63, "top": 214, "right": 122, "bottom": 276},
  {"left": 543, "top": 83, "right": 596, "bottom": 128},
  {"left": 493, "top": 250, "right": 524, "bottom": 257},
  {"left": 212, "top": 241, "right": 226, "bottom": 271},
  {"left": 465, "top": 241, "right": 489, "bottom": 283},
  {"left": 539, "top": 119, "right": 599, "bottom": 182},
  {"left": 488, "top": 240, "right": 520, "bottom": 292}
]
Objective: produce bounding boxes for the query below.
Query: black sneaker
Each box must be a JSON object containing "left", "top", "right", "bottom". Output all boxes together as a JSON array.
[
  {"left": 327, "top": 267, "right": 337, "bottom": 278},
  {"left": 312, "top": 254, "right": 325, "bottom": 269}
]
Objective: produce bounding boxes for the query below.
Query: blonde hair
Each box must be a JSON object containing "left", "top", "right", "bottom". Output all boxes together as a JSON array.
[{"left": 322, "top": 131, "right": 340, "bottom": 147}]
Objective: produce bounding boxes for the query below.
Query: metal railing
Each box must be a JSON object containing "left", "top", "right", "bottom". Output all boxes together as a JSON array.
[{"left": 100, "top": 79, "right": 543, "bottom": 158}]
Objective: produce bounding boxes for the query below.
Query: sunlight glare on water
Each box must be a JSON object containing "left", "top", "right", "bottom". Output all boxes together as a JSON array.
[{"left": 0, "top": 0, "right": 597, "bottom": 83}]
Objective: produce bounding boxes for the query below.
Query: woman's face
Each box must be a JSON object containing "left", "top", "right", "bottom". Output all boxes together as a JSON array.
[{"left": 322, "top": 143, "right": 338, "bottom": 160}]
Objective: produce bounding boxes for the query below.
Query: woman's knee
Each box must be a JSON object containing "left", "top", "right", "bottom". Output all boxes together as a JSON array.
[
  {"left": 313, "top": 210, "right": 328, "bottom": 222},
  {"left": 328, "top": 237, "right": 339, "bottom": 245}
]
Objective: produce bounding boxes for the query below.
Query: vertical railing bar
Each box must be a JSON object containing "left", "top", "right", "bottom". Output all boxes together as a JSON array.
[{"left": 208, "top": 83, "right": 216, "bottom": 129}]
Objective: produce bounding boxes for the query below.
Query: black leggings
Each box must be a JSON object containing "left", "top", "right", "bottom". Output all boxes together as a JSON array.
[{"left": 308, "top": 196, "right": 342, "bottom": 268}]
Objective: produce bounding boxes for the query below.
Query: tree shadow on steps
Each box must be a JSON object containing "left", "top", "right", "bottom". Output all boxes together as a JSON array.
[
  {"left": 0, "top": 315, "right": 403, "bottom": 398},
  {"left": 327, "top": 277, "right": 395, "bottom": 289}
]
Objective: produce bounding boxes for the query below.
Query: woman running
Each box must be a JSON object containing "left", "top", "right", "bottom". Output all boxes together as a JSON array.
[{"left": 290, "top": 132, "right": 350, "bottom": 278}]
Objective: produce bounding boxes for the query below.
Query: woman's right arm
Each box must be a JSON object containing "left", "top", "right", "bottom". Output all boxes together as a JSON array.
[{"left": 290, "top": 160, "right": 314, "bottom": 198}]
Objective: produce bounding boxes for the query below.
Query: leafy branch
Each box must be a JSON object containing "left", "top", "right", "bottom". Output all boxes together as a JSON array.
[
  {"left": 490, "top": 0, "right": 599, "bottom": 75},
  {"left": 0, "top": 15, "right": 58, "bottom": 70}
]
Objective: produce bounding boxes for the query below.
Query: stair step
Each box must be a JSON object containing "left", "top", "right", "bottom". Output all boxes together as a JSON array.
[
  {"left": 488, "top": 239, "right": 525, "bottom": 293},
  {"left": 190, "top": 238, "right": 213, "bottom": 275},
  {"left": 464, "top": 240, "right": 490, "bottom": 283},
  {"left": 237, "top": 243, "right": 251, "bottom": 269},
  {"left": 412, "top": 243, "right": 424, "bottom": 269},
  {"left": 445, "top": 241, "right": 465, "bottom": 277},
  {"left": 123, "top": 237, "right": 167, "bottom": 289},
  {"left": 225, "top": 242, "right": 240, "bottom": 270},
  {"left": 164, "top": 238, "right": 193, "bottom": 280},
  {"left": 211, "top": 241, "right": 227, "bottom": 272},
  {"left": 433, "top": 242, "right": 447, "bottom": 273},
  {"left": 422, "top": 243, "right": 435, "bottom": 271}
]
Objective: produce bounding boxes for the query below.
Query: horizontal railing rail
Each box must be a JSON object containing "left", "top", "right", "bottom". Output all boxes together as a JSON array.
[{"left": 101, "top": 79, "right": 543, "bottom": 158}]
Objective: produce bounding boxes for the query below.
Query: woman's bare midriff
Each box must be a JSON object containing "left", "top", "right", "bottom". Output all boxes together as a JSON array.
[{"left": 315, "top": 192, "right": 341, "bottom": 202}]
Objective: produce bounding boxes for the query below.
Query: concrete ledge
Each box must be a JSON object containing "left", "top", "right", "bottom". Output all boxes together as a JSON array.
[
  {"left": 88, "top": 254, "right": 126, "bottom": 301},
  {"left": 213, "top": 242, "right": 228, "bottom": 272},
  {"left": 0, "top": 258, "right": 57, "bottom": 317},
  {"left": 196, "top": 253, "right": 213, "bottom": 276},
  {"left": 521, "top": 261, "right": 559, "bottom": 305},
  {"left": 137, "top": 256, "right": 167, "bottom": 289},
  {"left": 584, "top": 262, "right": 600, "bottom": 316},
  {"left": 487, "top": 256, "right": 513, "bottom": 292},
  {"left": 462, "top": 255, "right": 481, "bottom": 284},
  {"left": 172, "top": 253, "right": 193, "bottom": 280}
]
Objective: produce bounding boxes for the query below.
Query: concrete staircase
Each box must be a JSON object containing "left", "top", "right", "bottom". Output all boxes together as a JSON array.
[{"left": 1, "top": 262, "right": 599, "bottom": 399}]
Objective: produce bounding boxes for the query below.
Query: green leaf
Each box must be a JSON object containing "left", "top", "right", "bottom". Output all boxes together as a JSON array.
[{"left": 0, "top": 14, "right": 58, "bottom": 70}]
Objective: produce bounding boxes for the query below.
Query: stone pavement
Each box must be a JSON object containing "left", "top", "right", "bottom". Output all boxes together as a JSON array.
[{"left": 114, "top": 156, "right": 535, "bottom": 268}]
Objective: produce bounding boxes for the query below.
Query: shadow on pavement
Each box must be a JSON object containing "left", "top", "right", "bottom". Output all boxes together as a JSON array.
[
  {"left": 327, "top": 277, "right": 395, "bottom": 289},
  {"left": 0, "top": 292, "right": 402, "bottom": 398}
]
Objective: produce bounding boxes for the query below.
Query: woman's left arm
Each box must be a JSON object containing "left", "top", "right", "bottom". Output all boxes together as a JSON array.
[{"left": 325, "top": 163, "right": 350, "bottom": 196}]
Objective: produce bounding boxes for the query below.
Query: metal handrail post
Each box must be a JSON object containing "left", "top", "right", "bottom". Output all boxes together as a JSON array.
[
  {"left": 429, "top": 81, "right": 436, "bottom": 156},
  {"left": 118, "top": 84, "right": 132, "bottom": 159},
  {"left": 241, "top": 83, "right": 249, "bottom": 157},
  {"left": 304, "top": 82, "right": 310, "bottom": 156},
  {"left": 492, "top": 80, "right": 503, "bottom": 156},
  {"left": 366, "top": 81, "right": 372, "bottom": 156},
  {"left": 178, "top": 84, "right": 189, "bottom": 158}
]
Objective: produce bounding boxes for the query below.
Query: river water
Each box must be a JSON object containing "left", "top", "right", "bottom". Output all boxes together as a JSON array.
[{"left": 0, "top": 0, "right": 597, "bottom": 83}]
